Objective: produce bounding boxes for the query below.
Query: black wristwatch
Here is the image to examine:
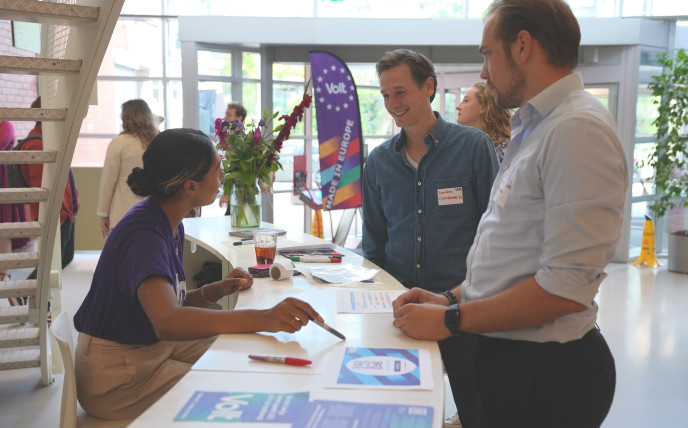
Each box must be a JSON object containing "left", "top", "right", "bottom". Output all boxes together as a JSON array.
[{"left": 444, "top": 304, "right": 462, "bottom": 336}]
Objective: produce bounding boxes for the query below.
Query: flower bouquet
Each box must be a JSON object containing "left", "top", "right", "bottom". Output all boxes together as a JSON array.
[{"left": 215, "top": 83, "right": 312, "bottom": 227}]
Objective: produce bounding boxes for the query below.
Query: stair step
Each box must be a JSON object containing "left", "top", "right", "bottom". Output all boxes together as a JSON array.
[
  {"left": 0, "top": 222, "right": 43, "bottom": 239},
  {"left": 0, "top": 0, "right": 99, "bottom": 26},
  {"left": 0, "top": 279, "right": 38, "bottom": 299},
  {"left": 0, "top": 306, "right": 30, "bottom": 324},
  {"left": 0, "top": 252, "right": 40, "bottom": 270},
  {"left": 0, "top": 325, "right": 39, "bottom": 348},
  {"left": 0, "top": 55, "right": 82, "bottom": 75},
  {"left": 0, "top": 188, "right": 49, "bottom": 204},
  {"left": 0, "top": 150, "right": 58, "bottom": 164},
  {"left": 0, "top": 347, "right": 41, "bottom": 370},
  {"left": 0, "top": 107, "right": 67, "bottom": 122}
]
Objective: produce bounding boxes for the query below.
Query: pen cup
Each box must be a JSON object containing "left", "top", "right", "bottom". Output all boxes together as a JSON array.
[{"left": 253, "top": 230, "right": 277, "bottom": 265}]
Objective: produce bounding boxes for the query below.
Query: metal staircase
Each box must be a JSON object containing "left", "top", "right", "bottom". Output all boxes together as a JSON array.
[{"left": 0, "top": 0, "right": 124, "bottom": 385}]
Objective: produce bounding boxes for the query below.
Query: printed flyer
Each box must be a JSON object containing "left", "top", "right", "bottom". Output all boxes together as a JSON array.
[
  {"left": 296, "top": 400, "right": 433, "bottom": 428},
  {"left": 323, "top": 347, "right": 433, "bottom": 390},
  {"left": 174, "top": 391, "right": 309, "bottom": 423}
]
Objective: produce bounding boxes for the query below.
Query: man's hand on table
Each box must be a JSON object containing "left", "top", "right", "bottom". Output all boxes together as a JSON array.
[{"left": 393, "top": 287, "right": 453, "bottom": 341}]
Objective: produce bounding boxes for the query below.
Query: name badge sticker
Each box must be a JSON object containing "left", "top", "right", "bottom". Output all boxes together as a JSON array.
[
  {"left": 438, "top": 187, "right": 463, "bottom": 206},
  {"left": 494, "top": 181, "right": 512, "bottom": 207}
]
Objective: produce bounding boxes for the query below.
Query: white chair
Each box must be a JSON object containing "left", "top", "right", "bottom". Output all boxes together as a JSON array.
[
  {"left": 49, "top": 311, "right": 77, "bottom": 428},
  {"left": 50, "top": 312, "right": 132, "bottom": 428}
]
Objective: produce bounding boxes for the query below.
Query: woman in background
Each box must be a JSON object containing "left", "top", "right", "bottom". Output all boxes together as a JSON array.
[
  {"left": 0, "top": 121, "right": 31, "bottom": 305},
  {"left": 75, "top": 128, "right": 322, "bottom": 420},
  {"left": 97, "top": 99, "right": 159, "bottom": 237},
  {"left": 456, "top": 82, "right": 512, "bottom": 162}
]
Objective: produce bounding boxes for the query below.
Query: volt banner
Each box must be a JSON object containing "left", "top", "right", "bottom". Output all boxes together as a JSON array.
[{"left": 308, "top": 51, "right": 363, "bottom": 211}]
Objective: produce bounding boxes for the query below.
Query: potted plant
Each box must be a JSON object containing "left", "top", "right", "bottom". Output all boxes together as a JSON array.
[{"left": 641, "top": 48, "right": 688, "bottom": 273}]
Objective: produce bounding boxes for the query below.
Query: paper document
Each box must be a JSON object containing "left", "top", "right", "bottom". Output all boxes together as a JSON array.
[
  {"left": 336, "top": 289, "right": 406, "bottom": 313},
  {"left": 296, "top": 400, "right": 433, "bottom": 428},
  {"left": 323, "top": 347, "right": 433, "bottom": 390},
  {"left": 174, "top": 391, "right": 309, "bottom": 423}
]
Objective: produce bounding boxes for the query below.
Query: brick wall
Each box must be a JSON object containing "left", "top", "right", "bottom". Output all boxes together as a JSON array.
[{"left": 0, "top": 20, "right": 39, "bottom": 140}]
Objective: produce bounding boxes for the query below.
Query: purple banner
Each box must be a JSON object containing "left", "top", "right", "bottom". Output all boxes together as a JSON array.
[{"left": 309, "top": 51, "right": 363, "bottom": 211}]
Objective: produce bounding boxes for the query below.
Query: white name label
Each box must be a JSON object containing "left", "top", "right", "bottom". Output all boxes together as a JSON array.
[{"left": 437, "top": 187, "right": 463, "bottom": 206}]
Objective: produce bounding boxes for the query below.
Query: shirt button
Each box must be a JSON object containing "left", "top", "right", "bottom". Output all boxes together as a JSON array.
[
  {"left": 417, "top": 236, "right": 422, "bottom": 242},
  {"left": 417, "top": 209, "right": 422, "bottom": 214},
  {"left": 416, "top": 264, "right": 421, "bottom": 268},
  {"left": 417, "top": 182, "right": 422, "bottom": 186}
]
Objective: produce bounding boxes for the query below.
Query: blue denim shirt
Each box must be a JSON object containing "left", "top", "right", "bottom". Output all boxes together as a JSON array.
[{"left": 362, "top": 113, "right": 499, "bottom": 293}]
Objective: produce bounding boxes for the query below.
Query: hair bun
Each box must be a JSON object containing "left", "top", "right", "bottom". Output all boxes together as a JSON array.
[{"left": 127, "top": 167, "right": 154, "bottom": 197}]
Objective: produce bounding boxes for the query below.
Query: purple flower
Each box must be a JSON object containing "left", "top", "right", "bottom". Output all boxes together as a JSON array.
[
  {"left": 252, "top": 128, "right": 262, "bottom": 144},
  {"left": 258, "top": 118, "right": 266, "bottom": 127}
]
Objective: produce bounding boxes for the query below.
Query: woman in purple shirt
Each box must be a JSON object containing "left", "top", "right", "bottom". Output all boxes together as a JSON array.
[{"left": 74, "top": 128, "right": 323, "bottom": 421}]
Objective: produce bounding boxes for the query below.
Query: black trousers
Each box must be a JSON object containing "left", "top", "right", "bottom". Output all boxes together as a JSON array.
[
  {"left": 475, "top": 328, "right": 616, "bottom": 428},
  {"left": 439, "top": 333, "right": 480, "bottom": 428},
  {"left": 28, "top": 218, "right": 76, "bottom": 281}
]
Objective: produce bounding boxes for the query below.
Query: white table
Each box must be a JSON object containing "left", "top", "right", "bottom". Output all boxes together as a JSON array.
[{"left": 129, "top": 218, "right": 445, "bottom": 427}]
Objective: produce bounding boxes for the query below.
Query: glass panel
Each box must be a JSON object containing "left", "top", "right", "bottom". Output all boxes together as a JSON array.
[
  {"left": 584, "top": 87, "right": 610, "bottom": 109},
  {"left": 165, "top": 19, "right": 182, "bottom": 78},
  {"left": 273, "top": 83, "right": 307, "bottom": 135},
  {"left": 198, "top": 81, "right": 232, "bottom": 137},
  {"left": 242, "top": 52, "right": 261, "bottom": 79},
  {"left": 198, "top": 50, "right": 232, "bottom": 77},
  {"left": 73, "top": 137, "right": 112, "bottom": 167},
  {"left": 81, "top": 80, "right": 165, "bottom": 136},
  {"left": 349, "top": 65, "right": 379, "bottom": 86},
  {"left": 165, "top": 80, "right": 184, "bottom": 130},
  {"left": 318, "top": 0, "right": 468, "bottom": 18},
  {"left": 364, "top": 138, "right": 389, "bottom": 157},
  {"left": 274, "top": 139, "right": 303, "bottom": 190},
  {"left": 242, "top": 82, "right": 261, "bottom": 123},
  {"left": 357, "top": 87, "right": 393, "bottom": 136},
  {"left": 444, "top": 91, "right": 458, "bottom": 123},
  {"left": 273, "top": 63, "right": 305, "bottom": 81},
  {"left": 99, "top": 19, "right": 164, "bottom": 78},
  {"left": 166, "top": 0, "right": 313, "bottom": 17},
  {"left": 122, "top": 1, "right": 162, "bottom": 15},
  {"left": 636, "top": 86, "right": 658, "bottom": 138},
  {"left": 632, "top": 142, "right": 656, "bottom": 198}
]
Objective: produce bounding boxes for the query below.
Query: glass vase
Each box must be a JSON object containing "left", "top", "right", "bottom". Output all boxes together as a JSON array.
[{"left": 230, "top": 178, "right": 261, "bottom": 228}]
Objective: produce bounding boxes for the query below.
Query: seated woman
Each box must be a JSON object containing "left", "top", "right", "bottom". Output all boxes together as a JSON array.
[{"left": 73, "top": 128, "right": 322, "bottom": 421}]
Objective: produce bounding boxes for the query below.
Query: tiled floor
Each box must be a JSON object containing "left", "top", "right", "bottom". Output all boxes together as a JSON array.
[{"left": 1, "top": 252, "right": 687, "bottom": 427}]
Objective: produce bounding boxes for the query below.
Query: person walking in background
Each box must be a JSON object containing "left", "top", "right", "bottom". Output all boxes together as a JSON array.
[
  {"left": 362, "top": 49, "right": 500, "bottom": 428},
  {"left": 457, "top": 82, "right": 512, "bottom": 162},
  {"left": 393, "top": 1, "right": 627, "bottom": 426},
  {"left": 0, "top": 121, "right": 32, "bottom": 305},
  {"left": 97, "top": 99, "right": 160, "bottom": 237},
  {"left": 20, "top": 97, "right": 80, "bottom": 274}
]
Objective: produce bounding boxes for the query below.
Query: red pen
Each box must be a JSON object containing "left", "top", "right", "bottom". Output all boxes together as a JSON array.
[{"left": 248, "top": 354, "right": 312, "bottom": 366}]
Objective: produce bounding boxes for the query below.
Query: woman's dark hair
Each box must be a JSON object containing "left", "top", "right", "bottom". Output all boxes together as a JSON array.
[
  {"left": 376, "top": 49, "right": 438, "bottom": 103},
  {"left": 128, "top": 128, "right": 215, "bottom": 201}
]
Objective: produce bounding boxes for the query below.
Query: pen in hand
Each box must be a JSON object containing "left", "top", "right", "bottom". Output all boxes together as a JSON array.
[
  {"left": 248, "top": 354, "right": 312, "bottom": 366},
  {"left": 308, "top": 315, "right": 346, "bottom": 340}
]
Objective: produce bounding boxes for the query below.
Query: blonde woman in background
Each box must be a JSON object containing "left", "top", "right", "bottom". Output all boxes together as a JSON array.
[
  {"left": 97, "top": 99, "right": 160, "bottom": 237},
  {"left": 456, "top": 82, "right": 512, "bottom": 162}
]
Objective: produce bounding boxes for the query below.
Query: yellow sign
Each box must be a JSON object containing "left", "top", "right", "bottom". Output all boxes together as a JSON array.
[{"left": 632, "top": 215, "right": 662, "bottom": 268}]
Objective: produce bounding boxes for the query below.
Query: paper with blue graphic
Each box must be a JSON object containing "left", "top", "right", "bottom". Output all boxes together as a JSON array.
[
  {"left": 295, "top": 400, "right": 433, "bottom": 428},
  {"left": 324, "top": 347, "right": 433, "bottom": 390},
  {"left": 174, "top": 391, "right": 309, "bottom": 422}
]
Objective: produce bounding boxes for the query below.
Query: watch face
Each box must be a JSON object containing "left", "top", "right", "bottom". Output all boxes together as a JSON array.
[{"left": 444, "top": 305, "right": 461, "bottom": 336}]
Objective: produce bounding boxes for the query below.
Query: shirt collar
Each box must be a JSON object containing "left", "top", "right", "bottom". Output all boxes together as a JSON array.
[
  {"left": 512, "top": 72, "right": 584, "bottom": 130},
  {"left": 394, "top": 111, "right": 447, "bottom": 152}
]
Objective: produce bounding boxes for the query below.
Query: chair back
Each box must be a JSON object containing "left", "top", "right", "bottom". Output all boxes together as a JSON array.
[{"left": 50, "top": 312, "right": 77, "bottom": 428}]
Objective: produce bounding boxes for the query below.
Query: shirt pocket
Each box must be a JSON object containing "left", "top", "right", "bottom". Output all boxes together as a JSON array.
[{"left": 435, "top": 177, "right": 469, "bottom": 218}]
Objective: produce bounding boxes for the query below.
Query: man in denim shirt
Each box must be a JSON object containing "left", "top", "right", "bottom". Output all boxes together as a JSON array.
[{"left": 362, "top": 49, "right": 499, "bottom": 428}]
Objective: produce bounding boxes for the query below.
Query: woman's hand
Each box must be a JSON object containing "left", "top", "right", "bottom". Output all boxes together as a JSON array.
[
  {"left": 100, "top": 216, "right": 110, "bottom": 238},
  {"left": 219, "top": 267, "right": 253, "bottom": 295},
  {"left": 260, "top": 297, "right": 323, "bottom": 333}
]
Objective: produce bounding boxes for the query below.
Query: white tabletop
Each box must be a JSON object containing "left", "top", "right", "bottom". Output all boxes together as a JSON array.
[{"left": 129, "top": 218, "right": 444, "bottom": 427}]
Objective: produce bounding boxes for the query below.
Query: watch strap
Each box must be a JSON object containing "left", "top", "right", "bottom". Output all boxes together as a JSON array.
[{"left": 444, "top": 304, "right": 462, "bottom": 336}]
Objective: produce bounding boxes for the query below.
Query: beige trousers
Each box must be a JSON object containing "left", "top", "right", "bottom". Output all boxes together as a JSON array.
[{"left": 75, "top": 333, "right": 216, "bottom": 420}]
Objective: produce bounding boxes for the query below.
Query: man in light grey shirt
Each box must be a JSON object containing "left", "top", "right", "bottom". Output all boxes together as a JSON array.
[{"left": 392, "top": 0, "right": 628, "bottom": 426}]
